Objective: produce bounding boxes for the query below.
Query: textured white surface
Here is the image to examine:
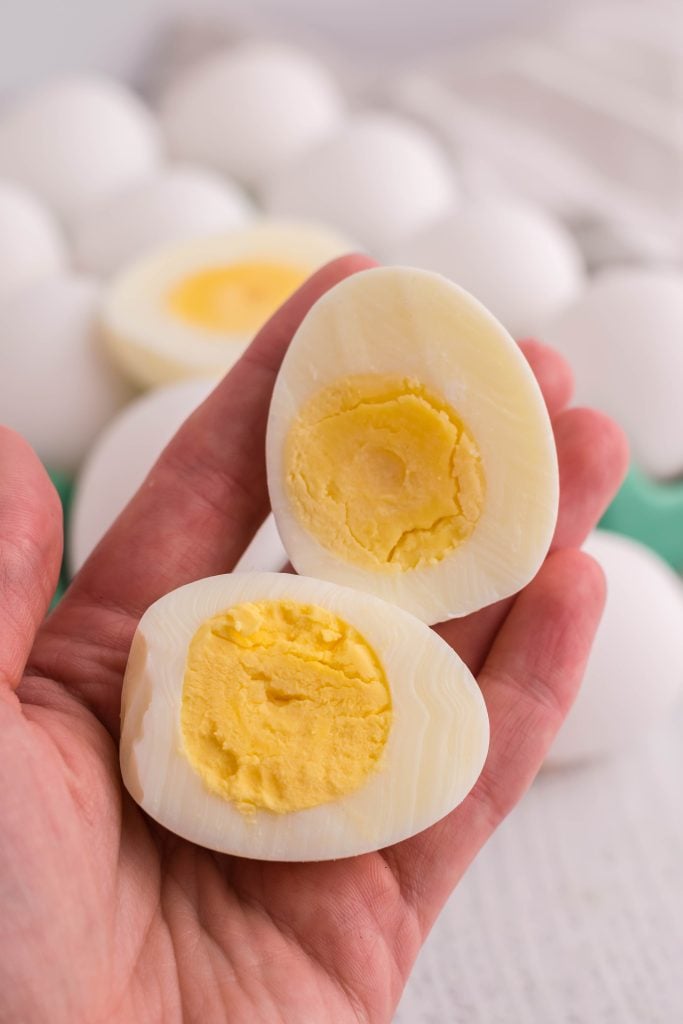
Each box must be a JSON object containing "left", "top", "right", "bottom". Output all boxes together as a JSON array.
[{"left": 395, "top": 701, "right": 683, "bottom": 1023}]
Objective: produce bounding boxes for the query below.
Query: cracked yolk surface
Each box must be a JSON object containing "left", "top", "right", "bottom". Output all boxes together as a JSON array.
[
  {"left": 180, "top": 600, "right": 392, "bottom": 814},
  {"left": 285, "top": 374, "right": 485, "bottom": 571},
  {"left": 167, "top": 261, "right": 309, "bottom": 334}
]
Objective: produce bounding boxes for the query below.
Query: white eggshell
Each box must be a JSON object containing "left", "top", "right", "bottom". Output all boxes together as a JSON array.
[
  {"left": 263, "top": 113, "right": 458, "bottom": 255},
  {"left": 542, "top": 269, "right": 683, "bottom": 479},
  {"left": 73, "top": 166, "right": 255, "bottom": 277},
  {"left": 0, "top": 275, "right": 132, "bottom": 472},
  {"left": 0, "top": 180, "right": 67, "bottom": 299},
  {"left": 69, "top": 378, "right": 216, "bottom": 573},
  {"left": 120, "top": 571, "right": 489, "bottom": 861},
  {"left": 160, "top": 42, "right": 344, "bottom": 187},
  {"left": 101, "top": 219, "right": 354, "bottom": 389},
  {"left": 266, "top": 266, "right": 559, "bottom": 624},
  {"left": 391, "top": 198, "right": 585, "bottom": 339},
  {"left": 546, "top": 531, "right": 683, "bottom": 766},
  {"left": 0, "top": 75, "right": 161, "bottom": 226}
]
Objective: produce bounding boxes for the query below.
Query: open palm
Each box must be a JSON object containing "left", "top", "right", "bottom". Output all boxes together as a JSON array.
[{"left": 1, "top": 255, "right": 627, "bottom": 1024}]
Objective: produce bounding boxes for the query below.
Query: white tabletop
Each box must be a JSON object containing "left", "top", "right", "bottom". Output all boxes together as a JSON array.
[{"left": 395, "top": 701, "right": 683, "bottom": 1023}]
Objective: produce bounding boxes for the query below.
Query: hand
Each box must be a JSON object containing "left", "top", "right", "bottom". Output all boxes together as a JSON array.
[{"left": 1, "top": 255, "right": 627, "bottom": 1024}]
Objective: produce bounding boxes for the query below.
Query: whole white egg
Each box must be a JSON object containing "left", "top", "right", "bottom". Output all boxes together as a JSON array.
[
  {"left": 0, "top": 275, "right": 132, "bottom": 472},
  {"left": 546, "top": 530, "right": 683, "bottom": 766},
  {"left": 266, "top": 266, "right": 559, "bottom": 624},
  {"left": 542, "top": 269, "right": 683, "bottom": 479},
  {"left": 72, "top": 166, "right": 256, "bottom": 277},
  {"left": 391, "top": 198, "right": 585, "bottom": 339},
  {"left": 262, "top": 113, "right": 458, "bottom": 255},
  {"left": 0, "top": 180, "right": 67, "bottom": 299},
  {"left": 69, "top": 378, "right": 216, "bottom": 573},
  {"left": 70, "top": 377, "right": 289, "bottom": 577},
  {"left": 120, "top": 571, "right": 489, "bottom": 860},
  {"left": 0, "top": 75, "right": 161, "bottom": 226},
  {"left": 160, "top": 41, "right": 344, "bottom": 188}
]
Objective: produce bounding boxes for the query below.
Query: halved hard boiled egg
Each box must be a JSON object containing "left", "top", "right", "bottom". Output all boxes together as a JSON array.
[
  {"left": 102, "top": 220, "right": 354, "bottom": 388},
  {"left": 266, "top": 267, "right": 559, "bottom": 624},
  {"left": 120, "top": 571, "right": 489, "bottom": 860}
]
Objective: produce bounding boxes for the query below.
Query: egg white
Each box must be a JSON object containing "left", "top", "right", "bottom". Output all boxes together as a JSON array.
[
  {"left": 266, "top": 266, "right": 559, "bottom": 624},
  {"left": 102, "top": 220, "right": 355, "bottom": 389},
  {"left": 120, "top": 572, "right": 489, "bottom": 861}
]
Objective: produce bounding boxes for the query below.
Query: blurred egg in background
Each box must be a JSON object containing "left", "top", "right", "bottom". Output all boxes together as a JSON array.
[
  {"left": 1, "top": 1, "right": 683, "bottom": 1019},
  {"left": 0, "top": 180, "right": 67, "bottom": 299},
  {"left": 0, "top": 75, "right": 162, "bottom": 226},
  {"left": 72, "top": 165, "right": 256, "bottom": 276}
]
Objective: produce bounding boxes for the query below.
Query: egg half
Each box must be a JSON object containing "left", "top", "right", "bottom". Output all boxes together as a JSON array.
[
  {"left": 120, "top": 571, "right": 489, "bottom": 860},
  {"left": 266, "top": 266, "right": 559, "bottom": 624},
  {"left": 102, "top": 220, "right": 354, "bottom": 388}
]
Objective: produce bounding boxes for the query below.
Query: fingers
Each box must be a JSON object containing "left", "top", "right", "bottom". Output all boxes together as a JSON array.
[
  {"left": 436, "top": 404, "right": 627, "bottom": 674},
  {"left": 31, "top": 255, "right": 375, "bottom": 730},
  {"left": 552, "top": 407, "right": 629, "bottom": 548},
  {"left": 518, "top": 339, "right": 573, "bottom": 417},
  {"left": 0, "top": 428, "right": 62, "bottom": 692},
  {"left": 385, "top": 548, "right": 605, "bottom": 933}
]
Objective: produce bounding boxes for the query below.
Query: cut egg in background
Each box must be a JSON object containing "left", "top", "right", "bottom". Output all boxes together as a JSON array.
[
  {"left": 120, "top": 571, "right": 489, "bottom": 860},
  {"left": 101, "top": 219, "right": 355, "bottom": 388}
]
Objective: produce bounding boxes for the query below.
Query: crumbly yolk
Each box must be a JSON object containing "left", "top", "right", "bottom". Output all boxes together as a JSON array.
[
  {"left": 285, "top": 374, "right": 485, "bottom": 571},
  {"left": 167, "top": 261, "right": 309, "bottom": 333},
  {"left": 180, "top": 600, "right": 392, "bottom": 814}
]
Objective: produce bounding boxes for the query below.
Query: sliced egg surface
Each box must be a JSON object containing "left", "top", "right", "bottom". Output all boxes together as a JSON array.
[
  {"left": 120, "top": 572, "right": 489, "bottom": 860},
  {"left": 266, "top": 266, "right": 559, "bottom": 624},
  {"left": 102, "top": 221, "right": 354, "bottom": 389}
]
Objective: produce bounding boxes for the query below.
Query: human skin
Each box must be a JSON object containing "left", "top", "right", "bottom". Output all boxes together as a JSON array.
[{"left": 0, "top": 255, "right": 628, "bottom": 1023}]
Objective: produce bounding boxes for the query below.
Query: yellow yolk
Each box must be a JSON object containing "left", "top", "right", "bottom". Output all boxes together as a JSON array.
[
  {"left": 285, "top": 374, "right": 485, "bottom": 571},
  {"left": 167, "top": 261, "right": 309, "bottom": 333},
  {"left": 180, "top": 600, "right": 392, "bottom": 814}
]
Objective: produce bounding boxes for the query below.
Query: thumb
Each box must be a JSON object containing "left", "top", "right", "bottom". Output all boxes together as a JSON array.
[{"left": 0, "top": 428, "right": 62, "bottom": 691}]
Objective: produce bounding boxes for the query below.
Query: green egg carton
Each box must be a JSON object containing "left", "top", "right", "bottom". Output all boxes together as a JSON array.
[
  {"left": 46, "top": 466, "right": 74, "bottom": 609},
  {"left": 599, "top": 463, "right": 683, "bottom": 573}
]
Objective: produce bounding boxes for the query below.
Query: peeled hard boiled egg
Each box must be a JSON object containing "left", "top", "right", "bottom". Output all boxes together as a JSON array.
[
  {"left": 0, "top": 275, "right": 131, "bottom": 472},
  {"left": 160, "top": 42, "right": 344, "bottom": 188},
  {"left": 266, "top": 266, "right": 559, "bottom": 624},
  {"left": 263, "top": 113, "right": 457, "bottom": 255},
  {"left": 546, "top": 531, "right": 683, "bottom": 766},
  {"left": 0, "top": 180, "right": 67, "bottom": 299},
  {"left": 542, "top": 269, "right": 683, "bottom": 479},
  {"left": 120, "top": 571, "right": 489, "bottom": 860},
  {"left": 73, "top": 166, "right": 255, "bottom": 277},
  {"left": 102, "top": 220, "right": 353, "bottom": 388},
  {"left": 391, "top": 198, "right": 585, "bottom": 339},
  {"left": 0, "top": 75, "right": 161, "bottom": 226}
]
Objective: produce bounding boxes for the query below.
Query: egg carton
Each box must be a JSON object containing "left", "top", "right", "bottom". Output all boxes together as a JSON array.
[{"left": 386, "top": 0, "right": 683, "bottom": 270}]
